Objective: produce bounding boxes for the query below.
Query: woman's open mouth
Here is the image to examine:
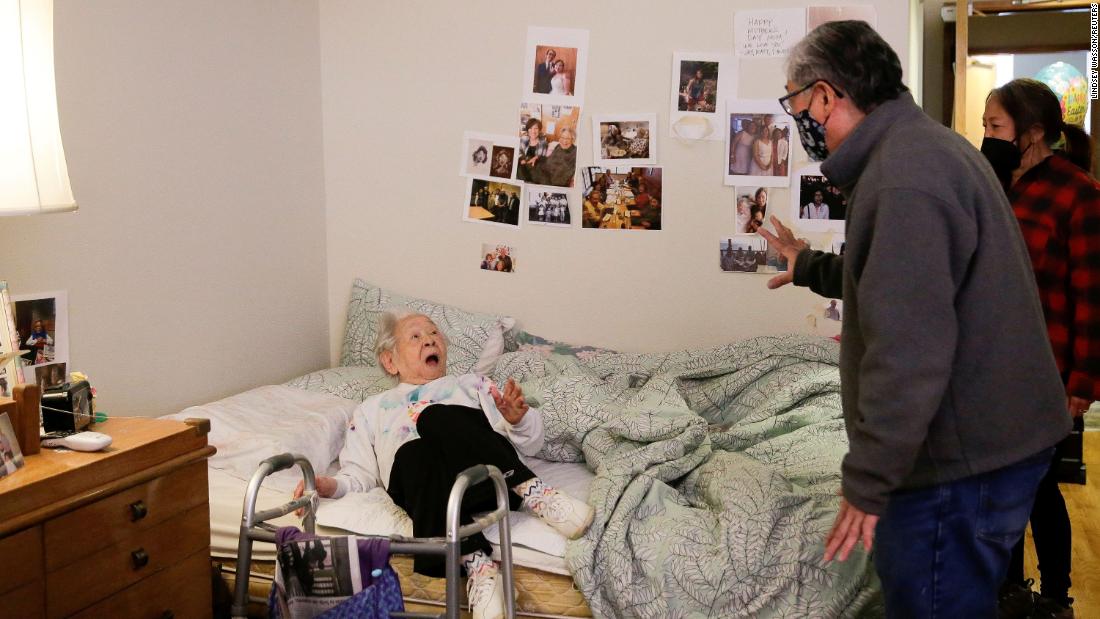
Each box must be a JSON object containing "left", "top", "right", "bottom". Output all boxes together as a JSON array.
[{"left": 425, "top": 354, "right": 440, "bottom": 367}]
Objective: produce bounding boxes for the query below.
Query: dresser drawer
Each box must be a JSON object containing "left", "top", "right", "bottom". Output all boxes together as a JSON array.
[
  {"left": 44, "top": 459, "right": 208, "bottom": 570},
  {"left": 69, "top": 548, "right": 212, "bottom": 619},
  {"left": 46, "top": 503, "right": 210, "bottom": 618},
  {"left": 0, "top": 526, "right": 43, "bottom": 596},
  {"left": 0, "top": 579, "right": 45, "bottom": 619}
]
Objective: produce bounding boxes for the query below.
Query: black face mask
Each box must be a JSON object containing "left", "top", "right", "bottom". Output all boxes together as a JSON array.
[{"left": 980, "top": 137, "right": 1021, "bottom": 190}]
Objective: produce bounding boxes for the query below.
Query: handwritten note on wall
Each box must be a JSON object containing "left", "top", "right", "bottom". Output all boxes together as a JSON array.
[{"left": 735, "top": 9, "right": 807, "bottom": 58}]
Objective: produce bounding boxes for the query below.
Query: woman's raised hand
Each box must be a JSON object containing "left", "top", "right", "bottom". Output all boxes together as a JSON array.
[{"left": 491, "top": 378, "right": 530, "bottom": 424}]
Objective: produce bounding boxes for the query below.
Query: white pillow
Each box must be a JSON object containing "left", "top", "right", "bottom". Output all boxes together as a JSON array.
[
  {"left": 340, "top": 279, "right": 515, "bottom": 375},
  {"left": 315, "top": 488, "right": 414, "bottom": 537},
  {"left": 165, "top": 385, "right": 359, "bottom": 492}
]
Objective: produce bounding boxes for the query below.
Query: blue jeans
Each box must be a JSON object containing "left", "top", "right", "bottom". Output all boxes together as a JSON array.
[{"left": 874, "top": 449, "right": 1052, "bottom": 618}]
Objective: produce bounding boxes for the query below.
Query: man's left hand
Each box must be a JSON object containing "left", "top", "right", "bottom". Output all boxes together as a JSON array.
[
  {"left": 492, "top": 378, "right": 529, "bottom": 424},
  {"left": 824, "top": 497, "right": 879, "bottom": 563}
]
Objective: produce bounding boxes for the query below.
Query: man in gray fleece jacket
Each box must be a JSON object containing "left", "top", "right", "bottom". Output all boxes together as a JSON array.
[{"left": 763, "top": 21, "right": 1071, "bottom": 617}]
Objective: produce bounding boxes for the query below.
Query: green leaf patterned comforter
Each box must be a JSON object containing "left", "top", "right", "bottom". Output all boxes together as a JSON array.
[{"left": 491, "top": 333, "right": 881, "bottom": 618}]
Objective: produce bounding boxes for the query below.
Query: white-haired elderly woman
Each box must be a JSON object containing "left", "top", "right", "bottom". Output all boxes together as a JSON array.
[
  {"left": 539, "top": 126, "right": 577, "bottom": 187},
  {"left": 294, "top": 309, "right": 592, "bottom": 619}
]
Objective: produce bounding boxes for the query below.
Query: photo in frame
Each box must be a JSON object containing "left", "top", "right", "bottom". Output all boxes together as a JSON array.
[
  {"left": 0, "top": 413, "right": 25, "bottom": 479},
  {"left": 13, "top": 291, "right": 68, "bottom": 384}
]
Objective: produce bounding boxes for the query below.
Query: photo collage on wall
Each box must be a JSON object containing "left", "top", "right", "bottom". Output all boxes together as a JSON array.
[{"left": 450, "top": 9, "right": 878, "bottom": 278}]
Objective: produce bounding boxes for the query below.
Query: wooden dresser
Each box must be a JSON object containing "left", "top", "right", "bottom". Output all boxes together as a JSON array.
[{"left": 0, "top": 417, "right": 216, "bottom": 618}]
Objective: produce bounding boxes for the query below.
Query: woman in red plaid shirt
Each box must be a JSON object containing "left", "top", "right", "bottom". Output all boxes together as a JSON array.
[{"left": 982, "top": 78, "right": 1098, "bottom": 619}]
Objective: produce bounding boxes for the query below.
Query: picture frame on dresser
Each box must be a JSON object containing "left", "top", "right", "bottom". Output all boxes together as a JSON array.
[{"left": 0, "top": 413, "right": 24, "bottom": 478}]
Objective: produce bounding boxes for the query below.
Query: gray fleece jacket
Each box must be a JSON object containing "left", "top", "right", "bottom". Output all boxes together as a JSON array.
[{"left": 794, "top": 93, "right": 1070, "bottom": 515}]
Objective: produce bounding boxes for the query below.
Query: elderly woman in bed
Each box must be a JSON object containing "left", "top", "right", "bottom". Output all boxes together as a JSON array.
[{"left": 293, "top": 309, "right": 593, "bottom": 619}]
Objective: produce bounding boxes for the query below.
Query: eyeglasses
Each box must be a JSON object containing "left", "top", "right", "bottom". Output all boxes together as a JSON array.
[{"left": 778, "top": 80, "right": 845, "bottom": 115}]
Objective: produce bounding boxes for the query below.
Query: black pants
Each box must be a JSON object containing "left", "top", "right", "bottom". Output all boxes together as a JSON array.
[
  {"left": 1008, "top": 448, "right": 1072, "bottom": 600},
  {"left": 386, "top": 404, "right": 536, "bottom": 577}
]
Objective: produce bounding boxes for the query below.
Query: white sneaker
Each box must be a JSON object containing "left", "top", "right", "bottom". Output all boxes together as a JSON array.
[
  {"left": 531, "top": 489, "right": 594, "bottom": 540},
  {"left": 467, "top": 563, "right": 505, "bottom": 619}
]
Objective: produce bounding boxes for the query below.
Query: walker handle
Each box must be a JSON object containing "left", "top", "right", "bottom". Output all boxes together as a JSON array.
[
  {"left": 459, "top": 464, "right": 491, "bottom": 486},
  {"left": 261, "top": 453, "right": 297, "bottom": 473}
]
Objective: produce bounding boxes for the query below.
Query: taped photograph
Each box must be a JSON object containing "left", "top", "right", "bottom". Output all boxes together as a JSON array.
[
  {"left": 669, "top": 51, "right": 736, "bottom": 142},
  {"left": 479, "top": 243, "right": 517, "bottom": 273},
  {"left": 580, "top": 166, "right": 662, "bottom": 230},
  {"left": 523, "top": 26, "right": 589, "bottom": 105},
  {"left": 459, "top": 131, "right": 519, "bottom": 179},
  {"left": 592, "top": 114, "right": 656, "bottom": 166},
  {"left": 517, "top": 102, "right": 581, "bottom": 187},
  {"left": 719, "top": 236, "right": 767, "bottom": 273},
  {"left": 527, "top": 185, "right": 572, "bottom": 227},
  {"left": 464, "top": 176, "right": 524, "bottom": 228},
  {"left": 724, "top": 101, "right": 792, "bottom": 187},
  {"left": 791, "top": 163, "right": 846, "bottom": 232}
]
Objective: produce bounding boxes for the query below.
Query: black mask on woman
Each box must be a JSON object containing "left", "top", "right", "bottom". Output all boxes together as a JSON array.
[{"left": 980, "top": 137, "right": 1022, "bottom": 190}]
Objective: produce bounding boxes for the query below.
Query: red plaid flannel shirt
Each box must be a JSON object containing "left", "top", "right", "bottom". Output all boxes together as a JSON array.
[{"left": 1010, "top": 153, "right": 1100, "bottom": 401}]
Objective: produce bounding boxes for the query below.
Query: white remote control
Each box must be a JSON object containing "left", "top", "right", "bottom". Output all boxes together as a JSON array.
[{"left": 41, "top": 431, "right": 113, "bottom": 452}]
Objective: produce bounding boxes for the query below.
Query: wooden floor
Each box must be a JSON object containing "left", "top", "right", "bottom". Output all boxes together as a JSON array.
[{"left": 1023, "top": 430, "right": 1099, "bottom": 617}]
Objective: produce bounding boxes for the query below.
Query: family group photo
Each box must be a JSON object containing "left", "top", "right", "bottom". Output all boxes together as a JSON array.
[
  {"left": 467, "top": 178, "right": 523, "bottom": 227},
  {"left": 479, "top": 244, "right": 516, "bottom": 273},
  {"left": 581, "top": 166, "right": 662, "bottom": 230},
  {"left": 727, "top": 112, "right": 791, "bottom": 179},
  {"left": 527, "top": 188, "right": 571, "bottom": 226},
  {"left": 719, "top": 236, "right": 767, "bottom": 273}
]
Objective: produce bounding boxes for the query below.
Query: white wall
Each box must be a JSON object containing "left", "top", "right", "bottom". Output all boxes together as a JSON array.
[
  {"left": 320, "top": 1, "right": 911, "bottom": 356},
  {"left": 0, "top": 1, "right": 330, "bottom": 416}
]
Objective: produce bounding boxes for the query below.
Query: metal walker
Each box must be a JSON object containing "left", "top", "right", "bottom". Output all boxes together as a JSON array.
[{"left": 230, "top": 453, "right": 516, "bottom": 619}]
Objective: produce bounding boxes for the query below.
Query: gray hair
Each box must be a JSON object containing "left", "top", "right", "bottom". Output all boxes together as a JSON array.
[
  {"left": 559, "top": 126, "right": 575, "bottom": 138},
  {"left": 373, "top": 308, "right": 447, "bottom": 366},
  {"left": 786, "top": 20, "right": 907, "bottom": 113}
]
